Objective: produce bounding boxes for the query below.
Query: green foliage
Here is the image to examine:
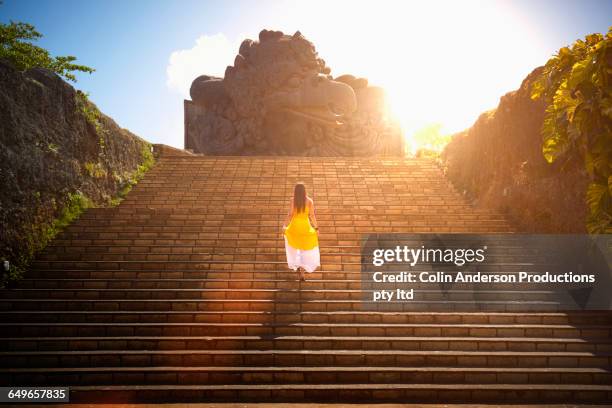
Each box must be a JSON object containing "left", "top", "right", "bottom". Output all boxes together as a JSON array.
[
  {"left": 110, "top": 144, "right": 155, "bottom": 206},
  {"left": 2, "top": 191, "right": 93, "bottom": 285},
  {"left": 531, "top": 27, "right": 612, "bottom": 233},
  {"left": 84, "top": 161, "right": 107, "bottom": 179},
  {"left": 75, "top": 91, "right": 110, "bottom": 157},
  {"left": 6, "top": 262, "right": 25, "bottom": 282},
  {"left": 75, "top": 91, "right": 102, "bottom": 129},
  {"left": 0, "top": 20, "right": 94, "bottom": 82},
  {"left": 3, "top": 144, "right": 155, "bottom": 284},
  {"left": 51, "top": 192, "right": 93, "bottom": 232},
  {"left": 47, "top": 142, "right": 59, "bottom": 154}
]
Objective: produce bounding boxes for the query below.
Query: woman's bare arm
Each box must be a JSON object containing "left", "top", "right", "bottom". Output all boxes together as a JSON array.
[{"left": 283, "top": 198, "right": 294, "bottom": 227}]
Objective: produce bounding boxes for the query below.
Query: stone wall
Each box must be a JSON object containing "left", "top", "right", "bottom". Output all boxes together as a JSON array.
[
  {"left": 0, "top": 59, "right": 153, "bottom": 275},
  {"left": 442, "top": 67, "right": 588, "bottom": 233}
]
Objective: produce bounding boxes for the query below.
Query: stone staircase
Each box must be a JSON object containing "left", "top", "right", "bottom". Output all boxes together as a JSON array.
[{"left": 1, "top": 153, "right": 611, "bottom": 403}]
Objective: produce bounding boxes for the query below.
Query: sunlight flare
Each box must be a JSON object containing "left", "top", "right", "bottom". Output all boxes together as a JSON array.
[{"left": 265, "top": 0, "right": 546, "bottom": 152}]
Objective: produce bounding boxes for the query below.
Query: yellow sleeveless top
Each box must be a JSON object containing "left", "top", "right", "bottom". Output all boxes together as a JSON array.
[{"left": 284, "top": 205, "right": 319, "bottom": 250}]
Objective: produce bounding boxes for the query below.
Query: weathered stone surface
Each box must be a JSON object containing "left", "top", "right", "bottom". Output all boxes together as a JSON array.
[
  {"left": 442, "top": 67, "right": 588, "bottom": 232},
  {"left": 185, "top": 29, "right": 403, "bottom": 156},
  {"left": 0, "top": 59, "right": 151, "bottom": 269}
]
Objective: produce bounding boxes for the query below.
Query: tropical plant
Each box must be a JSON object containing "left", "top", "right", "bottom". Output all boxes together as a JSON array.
[
  {"left": 0, "top": 20, "right": 94, "bottom": 82},
  {"left": 531, "top": 27, "right": 612, "bottom": 233}
]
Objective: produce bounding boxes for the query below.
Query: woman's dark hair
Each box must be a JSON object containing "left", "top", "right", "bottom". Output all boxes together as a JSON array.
[{"left": 293, "top": 182, "right": 307, "bottom": 213}]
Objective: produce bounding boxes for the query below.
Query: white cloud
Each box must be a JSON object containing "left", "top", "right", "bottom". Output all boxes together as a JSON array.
[{"left": 166, "top": 33, "right": 238, "bottom": 98}]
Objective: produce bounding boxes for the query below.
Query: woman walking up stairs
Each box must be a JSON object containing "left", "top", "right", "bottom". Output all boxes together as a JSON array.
[{"left": 283, "top": 182, "right": 320, "bottom": 280}]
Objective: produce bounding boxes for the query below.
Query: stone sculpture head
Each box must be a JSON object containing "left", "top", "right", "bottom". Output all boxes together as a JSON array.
[{"left": 185, "top": 29, "right": 403, "bottom": 156}]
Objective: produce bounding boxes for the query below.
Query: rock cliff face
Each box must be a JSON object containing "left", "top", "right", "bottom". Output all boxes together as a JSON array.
[
  {"left": 442, "top": 68, "right": 588, "bottom": 232},
  {"left": 0, "top": 59, "right": 152, "bottom": 274}
]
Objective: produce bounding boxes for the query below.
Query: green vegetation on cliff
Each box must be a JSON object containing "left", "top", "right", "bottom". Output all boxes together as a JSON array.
[
  {"left": 7, "top": 192, "right": 93, "bottom": 281},
  {"left": 0, "top": 19, "right": 154, "bottom": 284},
  {"left": 531, "top": 27, "right": 612, "bottom": 233},
  {"left": 443, "top": 28, "right": 610, "bottom": 234},
  {"left": 110, "top": 144, "right": 155, "bottom": 207}
]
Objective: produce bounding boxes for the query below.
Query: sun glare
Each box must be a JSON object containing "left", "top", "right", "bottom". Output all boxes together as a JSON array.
[{"left": 268, "top": 0, "right": 545, "bottom": 154}]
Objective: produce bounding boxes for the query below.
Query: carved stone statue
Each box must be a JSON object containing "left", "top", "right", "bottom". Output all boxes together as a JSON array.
[{"left": 184, "top": 29, "right": 403, "bottom": 156}]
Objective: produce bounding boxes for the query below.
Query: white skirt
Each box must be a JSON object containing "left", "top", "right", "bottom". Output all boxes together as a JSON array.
[{"left": 284, "top": 237, "right": 320, "bottom": 272}]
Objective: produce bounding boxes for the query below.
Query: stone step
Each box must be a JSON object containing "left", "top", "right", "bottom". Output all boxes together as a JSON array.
[
  {"left": 53, "top": 226, "right": 513, "bottom": 241},
  {"left": 2, "top": 310, "right": 607, "bottom": 325},
  {"left": 20, "top": 270, "right": 567, "bottom": 284},
  {"left": 45, "top": 240, "right": 525, "bottom": 251},
  {"left": 88, "top": 208, "right": 503, "bottom": 219},
  {"left": 20, "top": 270, "right": 368, "bottom": 280},
  {"left": 59, "top": 221, "right": 511, "bottom": 233},
  {"left": 114, "top": 203, "right": 509, "bottom": 213},
  {"left": 2, "top": 322, "right": 610, "bottom": 339},
  {"left": 34, "top": 251, "right": 556, "bottom": 264},
  {"left": 84, "top": 201, "right": 498, "bottom": 210},
  {"left": 117, "top": 190, "right": 471, "bottom": 196},
  {"left": 36, "top": 252, "right": 364, "bottom": 262},
  {"left": 28, "top": 260, "right": 364, "bottom": 270},
  {"left": 0, "top": 288, "right": 567, "bottom": 303},
  {"left": 61, "top": 383, "right": 612, "bottom": 403},
  {"left": 15, "top": 275, "right": 571, "bottom": 291},
  {"left": 40, "top": 246, "right": 363, "bottom": 257},
  {"left": 135, "top": 169, "right": 446, "bottom": 174},
  {"left": 12, "top": 278, "right": 563, "bottom": 292},
  {"left": 0, "top": 298, "right": 565, "bottom": 313},
  {"left": 3, "top": 335, "right": 610, "bottom": 352},
  {"left": 41, "top": 246, "right": 362, "bottom": 257},
  {"left": 45, "top": 244, "right": 543, "bottom": 253},
  {"left": 2, "top": 365, "right": 610, "bottom": 386},
  {"left": 115, "top": 200, "right": 483, "bottom": 207},
  {"left": 3, "top": 349, "right": 610, "bottom": 368},
  {"left": 130, "top": 188, "right": 464, "bottom": 194},
  {"left": 134, "top": 177, "right": 452, "bottom": 182},
  {"left": 78, "top": 209, "right": 505, "bottom": 219},
  {"left": 28, "top": 259, "right": 552, "bottom": 271}
]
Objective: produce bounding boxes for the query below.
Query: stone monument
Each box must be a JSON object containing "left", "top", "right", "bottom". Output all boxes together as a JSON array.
[{"left": 185, "top": 29, "right": 403, "bottom": 156}]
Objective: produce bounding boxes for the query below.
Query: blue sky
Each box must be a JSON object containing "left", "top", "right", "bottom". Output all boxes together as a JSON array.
[{"left": 1, "top": 0, "right": 611, "bottom": 149}]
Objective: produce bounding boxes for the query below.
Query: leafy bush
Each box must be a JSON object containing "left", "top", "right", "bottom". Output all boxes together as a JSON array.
[
  {"left": 531, "top": 27, "right": 612, "bottom": 233},
  {"left": 0, "top": 20, "right": 93, "bottom": 82}
]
